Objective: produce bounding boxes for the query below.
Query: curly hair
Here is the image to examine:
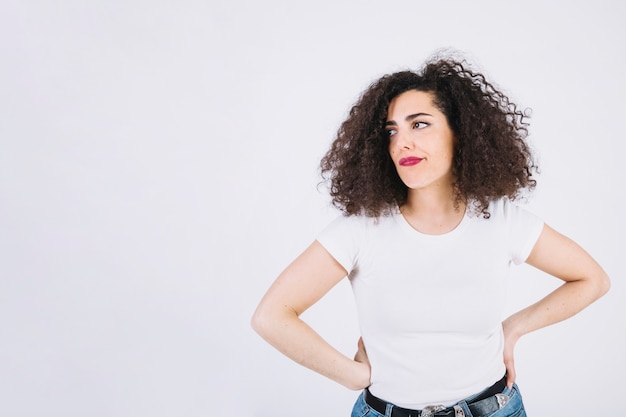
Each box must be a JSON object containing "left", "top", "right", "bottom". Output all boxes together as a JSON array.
[{"left": 320, "top": 57, "right": 537, "bottom": 218}]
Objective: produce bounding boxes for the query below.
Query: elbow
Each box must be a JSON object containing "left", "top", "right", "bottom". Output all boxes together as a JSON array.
[
  {"left": 251, "top": 301, "right": 300, "bottom": 346},
  {"left": 585, "top": 268, "right": 611, "bottom": 303},
  {"left": 250, "top": 302, "right": 285, "bottom": 340},
  {"left": 250, "top": 305, "right": 269, "bottom": 338},
  {"left": 597, "top": 271, "right": 611, "bottom": 299}
]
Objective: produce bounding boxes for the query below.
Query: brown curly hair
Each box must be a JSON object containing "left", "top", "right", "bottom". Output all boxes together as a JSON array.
[{"left": 320, "top": 57, "right": 537, "bottom": 218}]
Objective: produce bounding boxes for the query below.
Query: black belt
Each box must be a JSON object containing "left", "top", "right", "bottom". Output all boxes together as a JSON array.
[{"left": 364, "top": 375, "right": 507, "bottom": 417}]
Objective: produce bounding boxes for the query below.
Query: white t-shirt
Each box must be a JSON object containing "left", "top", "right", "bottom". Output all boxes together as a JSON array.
[{"left": 316, "top": 198, "right": 544, "bottom": 409}]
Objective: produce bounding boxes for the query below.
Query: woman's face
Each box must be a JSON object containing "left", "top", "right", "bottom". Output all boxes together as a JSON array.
[{"left": 386, "top": 90, "right": 456, "bottom": 193}]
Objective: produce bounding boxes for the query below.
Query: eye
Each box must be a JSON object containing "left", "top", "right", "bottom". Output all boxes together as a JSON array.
[
  {"left": 386, "top": 128, "right": 397, "bottom": 137},
  {"left": 413, "top": 121, "right": 429, "bottom": 129}
]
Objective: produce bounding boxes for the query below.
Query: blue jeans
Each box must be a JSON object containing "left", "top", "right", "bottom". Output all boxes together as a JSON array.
[{"left": 351, "top": 383, "right": 526, "bottom": 417}]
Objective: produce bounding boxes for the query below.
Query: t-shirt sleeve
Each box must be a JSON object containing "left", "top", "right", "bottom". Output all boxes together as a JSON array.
[
  {"left": 315, "top": 215, "right": 363, "bottom": 275},
  {"left": 505, "top": 200, "right": 545, "bottom": 265}
]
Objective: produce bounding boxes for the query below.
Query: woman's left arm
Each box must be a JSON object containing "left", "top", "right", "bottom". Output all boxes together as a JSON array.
[{"left": 502, "top": 223, "right": 610, "bottom": 387}]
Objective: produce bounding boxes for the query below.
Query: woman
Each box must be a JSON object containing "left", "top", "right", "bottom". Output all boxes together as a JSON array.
[{"left": 251, "top": 56, "right": 610, "bottom": 417}]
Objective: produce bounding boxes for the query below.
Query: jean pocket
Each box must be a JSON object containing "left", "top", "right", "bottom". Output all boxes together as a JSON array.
[
  {"left": 484, "top": 385, "right": 526, "bottom": 417},
  {"left": 351, "top": 393, "right": 378, "bottom": 417},
  {"left": 486, "top": 407, "right": 526, "bottom": 417}
]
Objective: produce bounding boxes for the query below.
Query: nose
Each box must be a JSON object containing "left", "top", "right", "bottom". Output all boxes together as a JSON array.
[{"left": 394, "top": 128, "right": 414, "bottom": 150}]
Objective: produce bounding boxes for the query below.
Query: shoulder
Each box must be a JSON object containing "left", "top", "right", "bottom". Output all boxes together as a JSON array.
[
  {"left": 315, "top": 212, "right": 396, "bottom": 273},
  {"left": 317, "top": 210, "right": 403, "bottom": 246},
  {"left": 320, "top": 212, "right": 394, "bottom": 236},
  {"left": 467, "top": 198, "right": 543, "bottom": 235},
  {"left": 483, "top": 198, "right": 540, "bottom": 222}
]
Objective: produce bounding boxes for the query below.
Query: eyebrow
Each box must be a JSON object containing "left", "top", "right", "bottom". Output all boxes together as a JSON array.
[{"left": 385, "top": 112, "right": 433, "bottom": 126}]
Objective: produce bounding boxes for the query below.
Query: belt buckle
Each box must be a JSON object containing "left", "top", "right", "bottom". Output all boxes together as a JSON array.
[{"left": 421, "top": 405, "right": 446, "bottom": 417}]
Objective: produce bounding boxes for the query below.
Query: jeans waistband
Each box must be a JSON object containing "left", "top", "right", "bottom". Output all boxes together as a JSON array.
[{"left": 364, "top": 375, "right": 508, "bottom": 417}]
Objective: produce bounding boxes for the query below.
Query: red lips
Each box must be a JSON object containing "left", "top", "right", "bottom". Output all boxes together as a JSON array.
[{"left": 399, "top": 157, "right": 423, "bottom": 167}]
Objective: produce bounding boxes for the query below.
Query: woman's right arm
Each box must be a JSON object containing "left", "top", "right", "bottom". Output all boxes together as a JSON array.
[{"left": 251, "top": 240, "right": 371, "bottom": 390}]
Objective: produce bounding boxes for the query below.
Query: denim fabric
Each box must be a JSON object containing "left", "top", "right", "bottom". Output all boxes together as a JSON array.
[
  {"left": 351, "top": 383, "right": 526, "bottom": 417},
  {"left": 477, "top": 384, "right": 526, "bottom": 417},
  {"left": 351, "top": 391, "right": 384, "bottom": 417}
]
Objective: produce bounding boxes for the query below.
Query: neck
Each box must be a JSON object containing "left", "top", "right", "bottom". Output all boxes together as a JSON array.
[{"left": 401, "top": 188, "right": 466, "bottom": 235}]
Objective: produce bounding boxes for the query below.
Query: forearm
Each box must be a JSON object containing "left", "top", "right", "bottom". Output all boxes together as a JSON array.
[
  {"left": 251, "top": 307, "right": 370, "bottom": 390},
  {"left": 503, "top": 275, "right": 609, "bottom": 341},
  {"left": 506, "top": 223, "right": 611, "bottom": 340}
]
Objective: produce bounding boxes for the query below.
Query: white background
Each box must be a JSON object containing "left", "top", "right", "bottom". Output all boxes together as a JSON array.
[{"left": 1, "top": 1, "right": 624, "bottom": 416}]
